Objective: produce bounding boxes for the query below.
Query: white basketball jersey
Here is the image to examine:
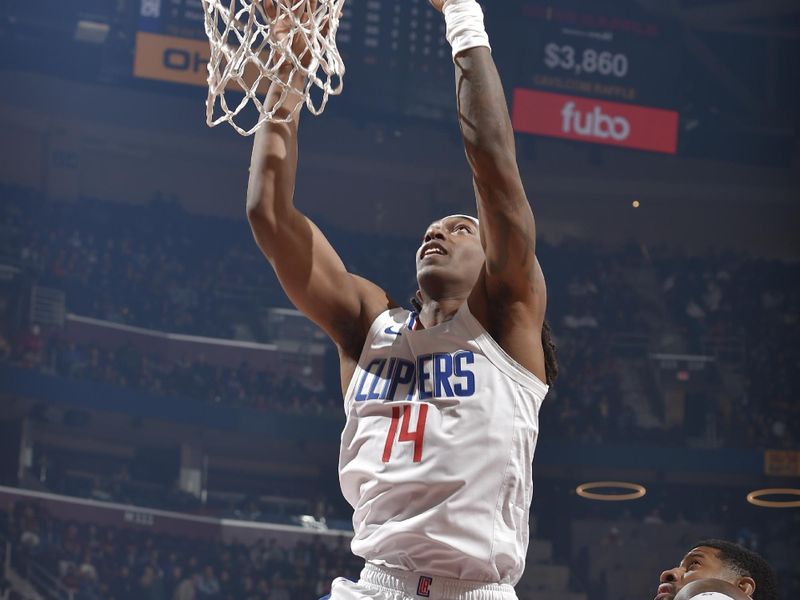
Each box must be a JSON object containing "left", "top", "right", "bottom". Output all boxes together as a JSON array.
[{"left": 338, "top": 303, "right": 548, "bottom": 585}]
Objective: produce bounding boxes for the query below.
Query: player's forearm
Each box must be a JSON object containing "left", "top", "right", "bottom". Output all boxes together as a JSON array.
[
  {"left": 455, "top": 48, "right": 516, "bottom": 165},
  {"left": 245, "top": 70, "right": 305, "bottom": 226},
  {"left": 246, "top": 117, "right": 299, "bottom": 225}
]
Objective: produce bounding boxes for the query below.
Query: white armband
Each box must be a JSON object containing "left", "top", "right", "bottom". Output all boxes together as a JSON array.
[
  {"left": 691, "top": 593, "right": 736, "bottom": 600},
  {"left": 442, "top": 0, "right": 491, "bottom": 60}
]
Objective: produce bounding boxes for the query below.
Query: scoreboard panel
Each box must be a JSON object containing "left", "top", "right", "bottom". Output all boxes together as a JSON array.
[
  {"left": 133, "top": 0, "right": 683, "bottom": 153},
  {"left": 134, "top": 0, "right": 456, "bottom": 117},
  {"left": 518, "top": 1, "right": 681, "bottom": 108},
  {"left": 343, "top": 0, "right": 454, "bottom": 118},
  {"left": 511, "top": 1, "right": 682, "bottom": 153}
]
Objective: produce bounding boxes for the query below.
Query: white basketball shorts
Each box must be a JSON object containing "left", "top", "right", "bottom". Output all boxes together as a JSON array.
[{"left": 326, "top": 564, "right": 518, "bottom": 600}]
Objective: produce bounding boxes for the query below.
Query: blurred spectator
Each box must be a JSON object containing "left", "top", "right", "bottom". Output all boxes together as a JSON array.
[
  {"left": 17, "top": 324, "right": 44, "bottom": 369},
  {"left": 163, "top": 565, "right": 184, "bottom": 599},
  {"left": 196, "top": 565, "right": 220, "bottom": 599},
  {"left": 0, "top": 328, "right": 11, "bottom": 361},
  {"left": 109, "top": 565, "right": 136, "bottom": 600},
  {"left": 173, "top": 572, "right": 199, "bottom": 600},
  {"left": 642, "top": 508, "right": 664, "bottom": 525},
  {"left": 139, "top": 565, "right": 165, "bottom": 600}
]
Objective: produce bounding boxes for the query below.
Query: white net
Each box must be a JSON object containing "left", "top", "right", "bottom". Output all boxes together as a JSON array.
[{"left": 201, "top": 0, "right": 346, "bottom": 136}]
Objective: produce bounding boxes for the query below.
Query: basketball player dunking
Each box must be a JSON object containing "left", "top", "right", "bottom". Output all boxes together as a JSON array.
[{"left": 247, "top": 1, "right": 557, "bottom": 599}]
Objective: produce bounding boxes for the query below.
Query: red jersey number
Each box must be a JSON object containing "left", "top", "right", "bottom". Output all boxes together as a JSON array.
[{"left": 382, "top": 404, "right": 429, "bottom": 463}]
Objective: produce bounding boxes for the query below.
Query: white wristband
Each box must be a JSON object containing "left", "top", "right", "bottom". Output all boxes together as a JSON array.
[
  {"left": 692, "top": 593, "right": 736, "bottom": 600},
  {"left": 442, "top": 0, "right": 491, "bottom": 60}
]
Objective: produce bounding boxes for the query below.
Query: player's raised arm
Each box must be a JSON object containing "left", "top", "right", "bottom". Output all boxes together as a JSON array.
[
  {"left": 432, "top": 0, "right": 542, "bottom": 297},
  {"left": 430, "top": 0, "right": 550, "bottom": 384},
  {"left": 246, "top": 1, "right": 394, "bottom": 357}
]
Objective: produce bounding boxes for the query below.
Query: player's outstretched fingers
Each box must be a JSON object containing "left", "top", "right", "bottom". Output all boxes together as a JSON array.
[
  {"left": 263, "top": 0, "right": 277, "bottom": 21},
  {"left": 319, "top": 1, "right": 339, "bottom": 38},
  {"left": 263, "top": 0, "right": 314, "bottom": 23},
  {"left": 289, "top": 0, "right": 317, "bottom": 23}
]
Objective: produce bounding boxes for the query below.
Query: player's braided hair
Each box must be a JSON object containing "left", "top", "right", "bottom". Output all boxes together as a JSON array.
[
  {"left": 541, "top": 319, "right": 558, "bottom": 386},
  {"left": 410, "top": 297, "right": 558, "bottom": 387},
  {"left": 690, "top": 539, "right": 778, "bottom": 600}
]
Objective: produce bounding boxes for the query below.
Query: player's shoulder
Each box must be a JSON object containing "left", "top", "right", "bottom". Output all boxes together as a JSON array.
[
  {"left": 349, "top": 275, "right": 399, "bottom": 314},
  {"left": 341, "top": 274, "right": 400, "bottom": 345},
  {"left": 337, "top": 288, "right": 406, "bottom": 360}
]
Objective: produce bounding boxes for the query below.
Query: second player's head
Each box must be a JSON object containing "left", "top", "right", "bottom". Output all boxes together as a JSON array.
[
  {"left": 656, "top": 539, "right": 777, "bottom": 600},
  {"left": 415, "top": 215, "right": 484, "bottom": 305}
]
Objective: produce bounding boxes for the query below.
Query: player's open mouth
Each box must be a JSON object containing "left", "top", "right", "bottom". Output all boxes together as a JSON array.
[
  {"left": 653, "top": 583, "right": 675, "bottom": 600},
  {"left": 421, "top": 243, "right": 447, "bottom": 258}
]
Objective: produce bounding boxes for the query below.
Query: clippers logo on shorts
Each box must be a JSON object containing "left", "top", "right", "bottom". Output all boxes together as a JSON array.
[
  {"left": 417, "top": 576, "right": 433, "bottom": 598},
  {"left": 354, "top": 351, "right": 476, "bottom": 402}
]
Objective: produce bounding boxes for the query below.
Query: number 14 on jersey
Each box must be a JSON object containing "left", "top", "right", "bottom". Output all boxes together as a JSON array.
[{"left": 382, "top": 404, "right": 429, "bottom": 463}]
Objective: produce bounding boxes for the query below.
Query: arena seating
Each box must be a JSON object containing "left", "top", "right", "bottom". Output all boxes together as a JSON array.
[
  {"left": 2, "top": 185, "right": 796, "bottom": 451},
  {"left": 1, "top": 497, "right": 584, "bottom": 600}
]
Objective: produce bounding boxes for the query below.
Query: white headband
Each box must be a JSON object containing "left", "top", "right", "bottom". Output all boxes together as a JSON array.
[{"left": 441, "top": 214, "right": 480, "bottom": 226}]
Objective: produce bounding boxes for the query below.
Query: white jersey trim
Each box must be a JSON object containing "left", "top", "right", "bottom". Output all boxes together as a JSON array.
[
  {"left": 343, "top": 304, "right": 549, "bottom": 408},
  {"left": 342, "top": 307, "right": 408, "bottom": 412},
  {"left": 459, "top": 301, "right": 549, "bottom": 399}
]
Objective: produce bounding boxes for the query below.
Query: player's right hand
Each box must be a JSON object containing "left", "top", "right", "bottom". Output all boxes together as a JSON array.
[{"left": 263, "top": 0, "right": 318, "bottom": 68}]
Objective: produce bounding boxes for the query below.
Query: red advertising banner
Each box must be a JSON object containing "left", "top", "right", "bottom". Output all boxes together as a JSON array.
[{"left": 512, "top": 88, "right": 679, "bottom": 154}]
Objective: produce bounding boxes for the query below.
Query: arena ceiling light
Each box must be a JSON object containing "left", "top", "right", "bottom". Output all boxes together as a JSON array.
[
  {"left": 74, "top": 19, "right": 109, "bottom": 44},
  {"left": 576, "top": 481, "right": 647, "bottom": 501},
  {"left": 746, "top": 488, "right": 800, "bottom": 508}
]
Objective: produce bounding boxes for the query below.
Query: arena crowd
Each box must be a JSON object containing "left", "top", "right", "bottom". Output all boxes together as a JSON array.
[{"left": 1, "top": 186, "right": 797, "bottom": 451}]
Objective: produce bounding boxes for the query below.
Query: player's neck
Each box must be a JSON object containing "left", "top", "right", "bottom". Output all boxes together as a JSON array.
[{"left": 417, "top": 297, "right": 466, "bottom": 329}]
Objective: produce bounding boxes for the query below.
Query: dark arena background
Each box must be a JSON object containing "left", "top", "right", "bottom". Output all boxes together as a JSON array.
[{"left": 0, "top": 0, "right": 799, "bottom": 599}]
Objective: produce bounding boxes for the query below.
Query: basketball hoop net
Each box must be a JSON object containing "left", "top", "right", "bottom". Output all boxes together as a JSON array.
[{"left": 200, "top": 0, "right": 346, "bottom": 136}]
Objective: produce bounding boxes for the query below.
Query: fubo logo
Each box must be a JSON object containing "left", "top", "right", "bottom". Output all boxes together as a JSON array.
[
  {"left": 560, "top": 102, "right": 631, "bottom": 141},
  {"left": 512, "top": 89, "right": 679, "bottom": 154}
]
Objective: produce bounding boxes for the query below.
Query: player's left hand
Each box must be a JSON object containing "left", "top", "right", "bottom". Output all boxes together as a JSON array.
[
  {"left": 428, "top": 0, "right": 446, "bottom": 12},
  {"left": 263, "top": 0, "right": 323, "bottom": 69},
  {"left": 264, "top": 0, "right": 315, "bottom": 39}
]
